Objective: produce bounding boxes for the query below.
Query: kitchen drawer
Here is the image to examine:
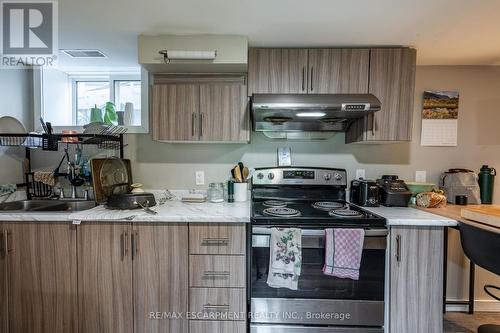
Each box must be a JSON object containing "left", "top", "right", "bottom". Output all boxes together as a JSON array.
[
  {"left": 189, "top": 288, "right": 246, "bottom": 321},
  {"left": 189, "top": 223, "right": 246, "bottom": 255},
  {"left": 189, "top": 255, "right": 246, "bottom": 288},
  {"left": 190, "top": 320, "right": 246, "bottom": 333}
]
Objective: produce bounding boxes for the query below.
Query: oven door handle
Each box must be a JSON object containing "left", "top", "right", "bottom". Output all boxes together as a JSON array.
[{"left": 252, "top": 227, "right": 388, "bottom": 237}]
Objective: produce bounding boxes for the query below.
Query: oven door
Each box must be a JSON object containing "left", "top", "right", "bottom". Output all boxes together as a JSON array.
[{"left": 251, "top": 227, "right": 387, "bottom": 328}]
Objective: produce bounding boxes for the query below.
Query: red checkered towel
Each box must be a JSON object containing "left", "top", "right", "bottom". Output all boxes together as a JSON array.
[{"left": 323, "top": 228, "right": 365, "bottom": 280}]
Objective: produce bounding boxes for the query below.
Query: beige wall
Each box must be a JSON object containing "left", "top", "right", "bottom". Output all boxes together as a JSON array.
[{"left": 125, "top": 65, "right": 500, "bottom": 304}]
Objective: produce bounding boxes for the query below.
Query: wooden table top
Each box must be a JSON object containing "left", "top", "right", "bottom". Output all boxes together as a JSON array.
[{"left": 416, "top": 204, "right": 500, "bottom": 231}]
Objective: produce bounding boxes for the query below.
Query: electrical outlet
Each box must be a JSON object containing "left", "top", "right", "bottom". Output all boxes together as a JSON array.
[
  {"left": 195, "top": 171, "right": 205, "bottom": 185},
  {"left": 356, "top": 169, "right": 366, "bottom": 180},
  {"left": 415, "top": 170, "right": 427, "bottom": 183}
]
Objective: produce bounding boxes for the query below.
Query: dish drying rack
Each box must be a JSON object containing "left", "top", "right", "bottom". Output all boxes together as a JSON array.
[{"left": 0, "top": 128, "right": 126, "bottom": 200}]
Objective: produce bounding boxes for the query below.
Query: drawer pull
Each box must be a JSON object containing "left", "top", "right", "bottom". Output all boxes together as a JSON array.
[
  {"left": 202, "top": 238, "right": 229, "bottom": 246},
  {"left": 203, "top": 271, "right": 230, "bottom": 278},
  {"left": 203, "top": 304, "right": 230, "bottom": 310}
]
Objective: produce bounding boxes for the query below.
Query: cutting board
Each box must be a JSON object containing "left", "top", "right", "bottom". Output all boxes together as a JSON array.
[{"left": 461, "top": 205, "right": 500, "bottom": 229}]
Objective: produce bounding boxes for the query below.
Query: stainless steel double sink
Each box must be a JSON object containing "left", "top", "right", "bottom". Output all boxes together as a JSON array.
[{"left": 0, "top": 200, "right": 96, "bottom": 212}]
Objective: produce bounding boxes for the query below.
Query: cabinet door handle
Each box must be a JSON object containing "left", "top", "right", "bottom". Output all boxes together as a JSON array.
[
  {"left": 132, "top": 231, "right": 139, "bottom": 259},
  {"left": 6, "top": 230, "right": 13, "bottom": 254},
  {"left": 301, "top": 67, "right": 305, "bottom": 91},
  {"left": 202, "top": 238, "right": 229, "bottom": 246},
  {"left": 371, "top": 113, "right": 375, "bottom": 136},
  {"left": 191, "top": 113, "right": 196, "bottom": 137},
  {"left": 203, "top": 304, "right": 230, "bottom": 311},
  {"left": 1, "top": 230, "right": 6, "bottom": 257},
  {"left": 200, "top": 113, "right": 204, "bottom": 137},
  {"left": 124, "top": 232, "right": 129, "bottom": 257},
  {"left": 310, "top": 67, "right": 314, "bottom": 91},
  {"left": 203, "top": 271, "right": 230, "bottom": 278},
  {"left": 396, "top": 234, "right": 401, "bottom": 263}
]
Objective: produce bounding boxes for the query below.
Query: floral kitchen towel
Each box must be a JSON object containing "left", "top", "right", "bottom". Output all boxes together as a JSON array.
[
  {"left": 323, "top": 228, "right": 365, "bottom": 280},
  {"left": 267, "top": 227, "right": 302, "bottom": 290}
]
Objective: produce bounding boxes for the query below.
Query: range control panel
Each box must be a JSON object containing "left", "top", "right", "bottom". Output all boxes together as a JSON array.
[{"left": 252, "top": 168, "right": 347, "bottom": 186}]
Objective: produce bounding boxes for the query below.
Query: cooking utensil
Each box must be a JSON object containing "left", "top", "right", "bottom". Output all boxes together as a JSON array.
[
  {"left": 233, "top": 165, "right": 243, "bottom": 183},
  {"left": 106, "top": 193, "right": 157, "bottom": 210},
  {"left": 90, "top": 158, "right": 132, "bottom": 204},
  {"left": 39, "top": 117, "right": 48, "bottom": 133},
  {"left": 242, "top": 167, "right": 249, "bottom": 181}
]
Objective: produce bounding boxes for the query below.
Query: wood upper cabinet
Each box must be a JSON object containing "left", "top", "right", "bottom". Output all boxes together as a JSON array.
[
  {"left": 132, "top": 224, "right": 188, "bottom": 333},
  {"left": 308, "top": 48, "right": 369, "bottom": 93},
  {"left": 1, "top": 223, "right": 77, "bottom": 333},
  {"left": 248, "top": 48, "right": 309, "bottom": 96},
  {"left": 346, "top": 48, "right": 417, "bottom": 143},
  {"left": 152, "top": 83, "right": 200, "bottom": 141},
  {"left": 151, "top": 75, "right": 249, "bottom": 142},
  {"left": 78, "top": 223, "right": 133, "bottom": 333},
  {"left": 390, "top": 226, "right": 443, "bottom": 333},
  {"left": 200, "top": 79, "right": 249, "bottom": 141}
]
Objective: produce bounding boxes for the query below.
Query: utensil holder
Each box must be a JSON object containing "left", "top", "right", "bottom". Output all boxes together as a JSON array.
[{"left": 233, "top": 182, "right": 248, "bottom": 202}]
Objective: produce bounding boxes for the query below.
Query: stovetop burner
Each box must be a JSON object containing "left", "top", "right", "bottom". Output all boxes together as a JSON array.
[
  {"left": 263, "top": 207, "right": 301, "bottom": 217},
  {"left": 263, "top": 200, "right": 288, "bottom": 208},
  {"left": 329, "top": 209, "right": 363, "bottom": 217},
  {"left": 312, "top": 201, "right": 346, "bottom": 211}
]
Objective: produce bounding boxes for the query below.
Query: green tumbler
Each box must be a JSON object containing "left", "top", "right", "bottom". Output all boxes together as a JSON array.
[{"left": 478, "top": 165, "right": 496, "bottom": 204}]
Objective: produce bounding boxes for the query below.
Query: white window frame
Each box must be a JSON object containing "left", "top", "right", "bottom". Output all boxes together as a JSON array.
[{"left": 33, "top": 68, "right": 149, "bottom": 134}]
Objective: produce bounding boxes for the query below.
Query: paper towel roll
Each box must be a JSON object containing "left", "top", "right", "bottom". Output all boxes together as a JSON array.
[{"left": 163, "top": 50, "right": 217, "bottom": 61}]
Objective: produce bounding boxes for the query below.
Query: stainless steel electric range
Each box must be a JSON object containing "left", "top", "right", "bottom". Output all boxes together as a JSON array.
[{"left": 250, "top": 167, "right": 387, "bottom": 333}]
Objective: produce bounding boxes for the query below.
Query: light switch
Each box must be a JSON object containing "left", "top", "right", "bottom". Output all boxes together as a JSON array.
[
  {"left": 195, "top": 171, "right": 205, "bottom": 185},
  {"left": 356, "top": 169, "right": 366, "bottom": 180}
]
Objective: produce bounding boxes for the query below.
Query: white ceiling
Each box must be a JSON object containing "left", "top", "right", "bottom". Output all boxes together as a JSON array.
[{"left": 57, "top": 0, "right": 500, "bottom": 71}]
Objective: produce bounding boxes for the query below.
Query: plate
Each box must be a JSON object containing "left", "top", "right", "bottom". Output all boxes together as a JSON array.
[{"left": 0, "top": 116, "right": 25, "bottom": 134}]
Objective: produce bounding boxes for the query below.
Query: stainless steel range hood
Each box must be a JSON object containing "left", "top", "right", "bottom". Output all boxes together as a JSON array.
[{"left": 251, "top": 94, "right": 381, "bottom": 135}]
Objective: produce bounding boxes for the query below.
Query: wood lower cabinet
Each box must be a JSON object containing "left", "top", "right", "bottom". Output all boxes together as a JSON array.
[
  {"left": 132, "top": 224, "right": 188, "bottom": 333},
  {"left": 346, "top": 48, "right": 417, "bottom": 143},
  {"left": 0, "top": 224, "right": 7, "bottom": 333},
  {"left": 307, "top": 48, "right": 369, "bottom": 93},
  {"left": 189, "top": 255, "right": 246, "bottom": 288},
  {"left": 189, "top": 223, "right": 246, "bottom": 255},
  {"left": 1, "top": 223, "right": 77, "bottom": 333},
  {"left": 189, "top": 288, "right": 246, "bottom": 321},
  {"left": 190, "top": 321, "right": 246, "bottom": 333},
  {"left": 78, "top": 223, "right": 133, "bottom": 333},
  {"left": 248, "top": 48, "right": 309, "bottom": 95},
  {"left": 390, "top": 226, "right": 443, "bottom": 333}
]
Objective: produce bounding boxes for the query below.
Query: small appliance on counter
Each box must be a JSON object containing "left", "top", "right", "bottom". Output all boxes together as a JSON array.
[
  {"left": 377, "top": 175, "right": 412, "bottom": 207},
  {"left": 350, "top": 179, "right": 379, "bottom": 207}
]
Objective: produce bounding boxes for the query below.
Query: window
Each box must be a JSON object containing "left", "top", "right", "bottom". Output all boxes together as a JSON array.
[
  {"left": 114, "top": 80, "right": 141, "bottom": 126},
  {"left": 76, "top": 81, "right": 110, "bottom": 125},
  {"left": 73, "top": 77, "right": 141, "bottom": 126},
  {"left": 38, "top": 68, "right": 148, "bottom": 133}
]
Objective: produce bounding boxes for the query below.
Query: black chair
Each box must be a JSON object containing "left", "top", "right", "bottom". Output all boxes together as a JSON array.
[{"left": 459, "top": 221, "right": 500, "bottom": 333}]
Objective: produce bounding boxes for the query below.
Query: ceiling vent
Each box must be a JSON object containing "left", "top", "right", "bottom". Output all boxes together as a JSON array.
[{"left": 62, "top": 49, "right": 107, "bottom": 58}]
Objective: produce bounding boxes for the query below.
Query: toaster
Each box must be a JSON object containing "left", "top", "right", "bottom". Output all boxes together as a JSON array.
[
  {"left": 376, "top": 175, "right": 412, "bottom": 207},
  {"left": 350, "top": 179, "right": 380, "bottom": 207}
]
